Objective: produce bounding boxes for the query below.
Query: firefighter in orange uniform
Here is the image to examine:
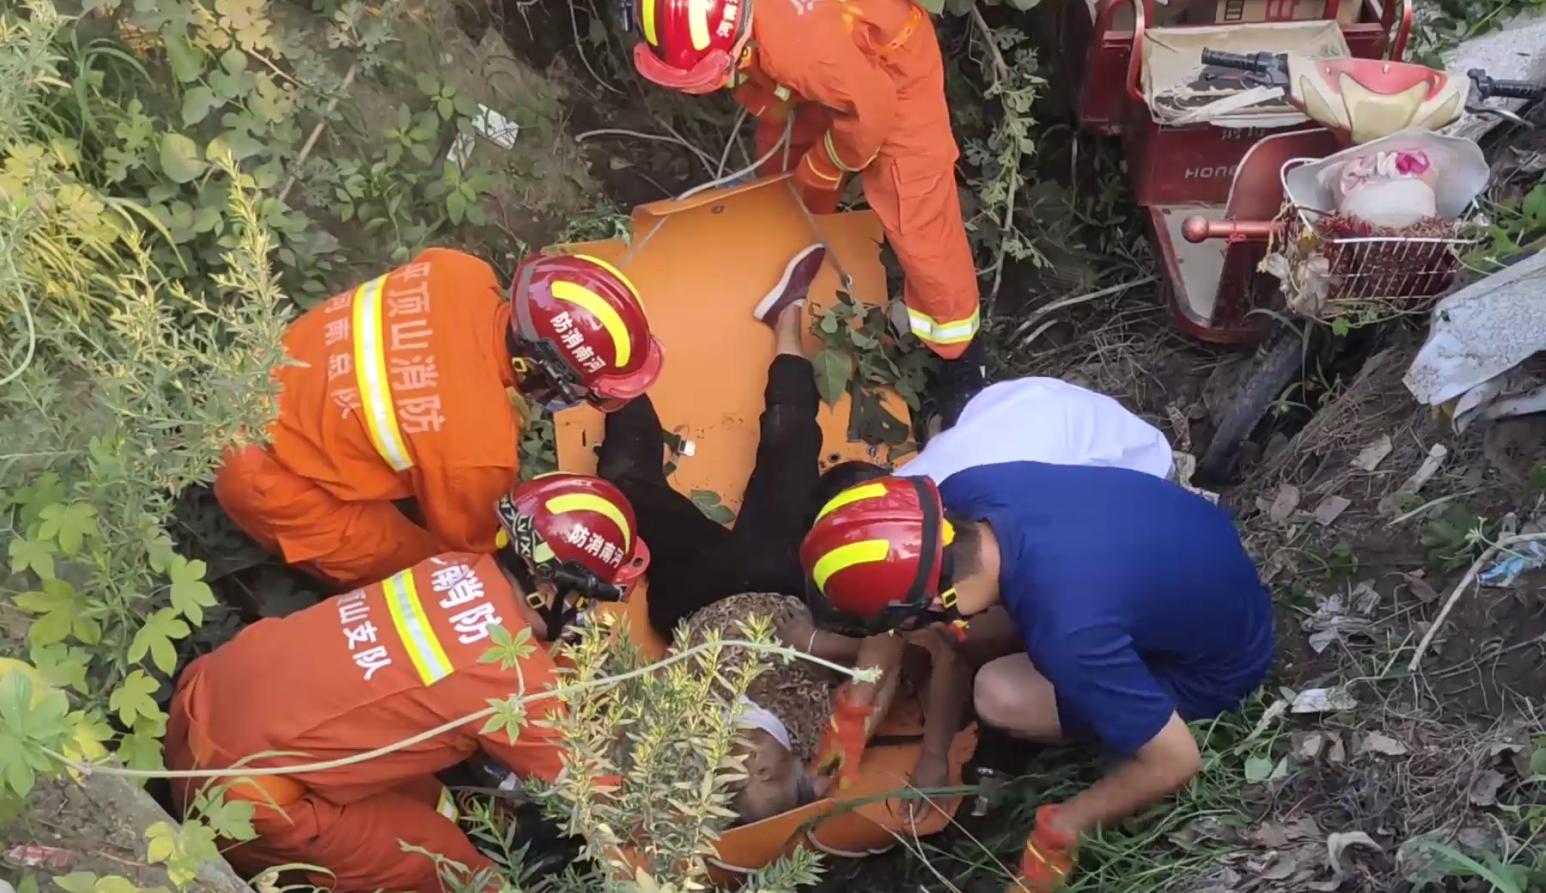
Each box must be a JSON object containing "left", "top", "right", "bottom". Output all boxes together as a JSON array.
[
  {"left": 631, "top": 0, "right": 982, "bottom": 366},
  {"left": 167, "top": 474, "right": 648, "bottom": 893},
  {"left": 215, "top": 249, "right": 663, "bottom": 589}
]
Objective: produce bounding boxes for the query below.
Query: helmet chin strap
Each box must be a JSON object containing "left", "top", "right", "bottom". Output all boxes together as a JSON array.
[
  {"left": 934, "top": 587, "right": 970, "bottom": 643},
  {"left": 496, "top": 544, "right": 573, "bottom": 642},
  {"left": 530, "top": 588, "right": 584, "bottom": 643}
]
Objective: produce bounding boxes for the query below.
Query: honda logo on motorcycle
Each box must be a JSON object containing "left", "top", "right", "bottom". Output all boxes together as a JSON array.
[{"left": 1184, "top": 164, "right": 1239, "bottom": 180}]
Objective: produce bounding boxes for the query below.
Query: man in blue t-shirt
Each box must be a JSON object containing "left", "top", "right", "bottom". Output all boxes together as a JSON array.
[{"left": 798, "top": 466, "right": 1272, "bottom": 892}]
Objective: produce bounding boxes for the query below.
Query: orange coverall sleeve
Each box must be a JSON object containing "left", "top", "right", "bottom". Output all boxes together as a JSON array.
[
  {"left": 760, "top": 23, "right": 898, "bottom": 171},
  {"left": 476, "top": 702, "right": 568, "bottom": 785},
  {"left": 417, "top": 464, "right": 519, "bottom": 554},
  {"left": 445, "top": 654, "right": 570, "bottom": 785}
]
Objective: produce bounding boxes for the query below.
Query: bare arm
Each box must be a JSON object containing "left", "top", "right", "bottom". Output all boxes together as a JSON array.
[
  {"left": 1055, "top": 712, "right": 1201, "bottom": 834},
  {"left": 775, "top": 610, "right": 863, "bottom": 664},
  {"left": 911, "top": 628, "right": 970, "bottom": 761},
  {"left": 848, "top": 633, "right": 905, "bottom": 717},
  {"left": 956, "top": 606, "right": 1023, "bottom": 667}
]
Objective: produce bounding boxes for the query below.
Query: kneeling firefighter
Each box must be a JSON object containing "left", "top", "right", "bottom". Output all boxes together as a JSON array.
[
  {"left": 167, "top": 474, "right": 648, "bottom": 893},
  {"left": 216, "top": 248, "right": 663, "bottom": 589}
]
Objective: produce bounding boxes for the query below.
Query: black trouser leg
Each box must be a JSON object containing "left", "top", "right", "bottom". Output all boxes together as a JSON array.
[
  {"left": 729, "top": 355, "right": 822, "bottom": 596},
  {"left": 599, "top": 397, "right": 736, "bottom": 637}
]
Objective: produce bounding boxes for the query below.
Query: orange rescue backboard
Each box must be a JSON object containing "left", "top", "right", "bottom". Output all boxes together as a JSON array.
[{"left": 552, "top": 175, "right": 908, "bottom": 514}]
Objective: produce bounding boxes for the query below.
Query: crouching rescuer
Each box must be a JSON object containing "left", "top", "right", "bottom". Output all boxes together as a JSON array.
[
  {"left": 167, "top": 474, "right": 648, "bottom": 893},
  {"left": 800, "top": 472, "right": 1273, "bottom": 891},
  {"left": 215, "top": 249, "right": 663, "bottom": 589}
]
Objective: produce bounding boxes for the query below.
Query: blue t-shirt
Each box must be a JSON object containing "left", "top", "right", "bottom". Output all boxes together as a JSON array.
[{"left": 941, "top": 461, "right": 1273, "bottom": 756}]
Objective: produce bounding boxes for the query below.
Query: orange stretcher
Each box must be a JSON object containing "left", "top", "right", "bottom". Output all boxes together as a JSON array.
[{"left": 551, "top": 176, "right": 977, "bottom": 883}]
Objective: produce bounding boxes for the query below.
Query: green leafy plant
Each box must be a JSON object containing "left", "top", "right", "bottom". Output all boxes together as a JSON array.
[
  {"left": 1415, "top": 840, "right": 1545, "bottom": 893},
  {"left": 1409, "top": 0, "right": 1546, "bottom": 66},
  {"left": 808, "top": 293, "right": 937, "bottom": 446},
  {"left": 1421, "top": 505, "right": 1496, "bottom": 570},
  {"left": 534, "top": 614, "right": 826, "bottom": 892},
  {"left": 689, "top": 488, "right": 737, "bottom": 525},
  {"left": 1467, "top": 179, "right": 1546, "bottom": 273}
]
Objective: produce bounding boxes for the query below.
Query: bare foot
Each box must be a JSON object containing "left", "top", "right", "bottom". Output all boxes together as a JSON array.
[{"left": 774, "top": 300, "right": 806, "bottom": 357}]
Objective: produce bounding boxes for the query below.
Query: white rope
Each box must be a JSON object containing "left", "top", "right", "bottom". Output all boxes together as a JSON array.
[{"left": 46, "top": 639, "right": 877, "bottom": 781}]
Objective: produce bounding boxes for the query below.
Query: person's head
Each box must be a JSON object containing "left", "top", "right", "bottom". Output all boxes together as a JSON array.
[
  {"left": 797, "top": 476, "right": 997, "bottom": 638},
  {"left": 629, "top": 0, "right": 755, "bottom": 95},
  {"left": 727, "top": 703, "right": 818, "bottom": 824},
  {"left": 807, "top": 461, "right": 888, "bottom": 528},
  {"left": 494, "top": 473, "right": 650, "bottom": 641},
  {"left": 730, "top": 729, "right": 807, "bottom": 823},
  {"left": 508, "top": 254, "right": 664, "bottom": 414}
]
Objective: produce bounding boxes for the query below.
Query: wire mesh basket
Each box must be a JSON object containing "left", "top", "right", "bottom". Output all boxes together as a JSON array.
[{"left": 1266, "top": 160, "right": 1480, "bottom": 323}]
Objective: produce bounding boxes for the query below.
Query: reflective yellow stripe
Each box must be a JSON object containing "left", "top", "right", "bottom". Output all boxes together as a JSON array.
[
  {"left": 815, "top": 483, "right": 889, "bottom": 523},
  {"left": 436, "top": 787, "right": 458, "bottom": 820},
  {"left": 812, "top": 539, "right": 891, "bottom": 592},
  {"left": 352, "top": 275, "right": 413, "bottom": 472},
  {"left": 641, "top": 0, "right": 658, "bottom": 44},
  {"left": 803, "top": 153, "right": 843, "bottom": 185},
  {"left": 552, "top": 280, "right": 631, "bottom": 367},
  {"left": 1023, "top": 840, "right": 1068, "bottom": 878},
  {"left": 546, "top": 493, "right": 632, "bottom": 548},
  {"left": 573, "top": 254, "right": 643, "bottom": 306},
  {"left": 382, "top": 569, "right": 452, "bottom": 685},
  {"left": 773, "top": 85, "right": 792, "bottom": 101},
  {"left": 688, "top": 0, "right": 712, "bottom": 50},
  {"left": 822, "top": 131, "right": 871, "bottom": 173},
  {"left": 907, "top": 305, "right": 981, "bottom": 345}
]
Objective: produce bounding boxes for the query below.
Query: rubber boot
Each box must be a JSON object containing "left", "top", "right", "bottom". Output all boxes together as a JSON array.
[{"left": 923, "top": 338, "right": 988, "bottom": 439}]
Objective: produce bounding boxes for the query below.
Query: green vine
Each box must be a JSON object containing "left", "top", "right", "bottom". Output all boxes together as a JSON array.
[{"left": 809, "top": 293, "right": 936, "bottom": 452}]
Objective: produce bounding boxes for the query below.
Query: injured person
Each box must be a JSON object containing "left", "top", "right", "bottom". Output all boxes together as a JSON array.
[
  {"left": 676, "top": 593, "right": 902, "bottom": 822},
  {"left": 596, "top": 246, "right": 968, "bottom": 803}
]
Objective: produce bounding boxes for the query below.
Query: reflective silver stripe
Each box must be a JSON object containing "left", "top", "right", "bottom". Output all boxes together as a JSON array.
[
  {"left": 382, "top": 569, "right": 452, "bottom": 685},
  {"left": 907, "top": 305, "right": 980, "bottom": 345},
  {"left": 352, "top": 275, "right": 414, "bottom": 472}
]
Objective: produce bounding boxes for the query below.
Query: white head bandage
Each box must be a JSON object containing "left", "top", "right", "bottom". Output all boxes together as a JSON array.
[{"left": 736, "top": 697, "right": 792, "bottom": 751}]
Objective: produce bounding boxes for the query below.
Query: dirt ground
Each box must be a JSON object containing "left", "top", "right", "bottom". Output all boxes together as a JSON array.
[{"left": 4, "top": 775, "right": 247, "bottom": 893}]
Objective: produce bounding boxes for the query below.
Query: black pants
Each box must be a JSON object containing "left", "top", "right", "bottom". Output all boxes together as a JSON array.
[{"left": 598, "top": 355, "right": 821, "bottom": 638}]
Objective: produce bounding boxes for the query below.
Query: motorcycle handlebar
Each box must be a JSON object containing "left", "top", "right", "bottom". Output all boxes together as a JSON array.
[
  {"left": 1469, "top": 69, "right": 1546, "bottom": 101},
  {"left": 1200, "top": 49, "right": 1280, "bottom": 74}
]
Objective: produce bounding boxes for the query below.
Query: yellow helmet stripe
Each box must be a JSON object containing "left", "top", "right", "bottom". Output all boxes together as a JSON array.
[
  {"left": 641, "top": 0, "right": 659, "bottom": 44},
  {"left": 688, "top": 0, "right": 712, "bottom": 50},
  {"left": 812, "top": 539, "right": 890, "bottom": 593},
  {"left": 574, "top": 254, "right": 643, "bottom": 305},
  {"left": 815, "top": 482, "right": 888, "bottom": 523},
  {"left": 546, "top": 493, "right": 633, "bottom": 548},
  {"left": 552, "top": 279, "right": 632, "bottom": 368}
]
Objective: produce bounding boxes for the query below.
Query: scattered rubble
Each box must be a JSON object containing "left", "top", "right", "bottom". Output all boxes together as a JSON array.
[{"left": 1292, "top": 688, "right": 1358, "bottom": 714}]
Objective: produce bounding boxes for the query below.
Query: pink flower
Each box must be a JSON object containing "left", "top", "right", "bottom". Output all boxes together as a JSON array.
[{"left": 1395, "top": 151, "right": 1430, "bottom": 176}]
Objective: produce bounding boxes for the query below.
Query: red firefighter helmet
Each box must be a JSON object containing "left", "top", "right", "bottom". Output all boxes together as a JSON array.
[
  {"left": 798, "top": 476, "right": 956, "bottom": 636},
  {"left": 631, "top": 0, "right": 754, "bottom": 94},
  {"left": 510, "top": 254, "right": 664, "bottom": 413},
  {"left": 496, "top": 473, "right": 650, "bottom": 602}
]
